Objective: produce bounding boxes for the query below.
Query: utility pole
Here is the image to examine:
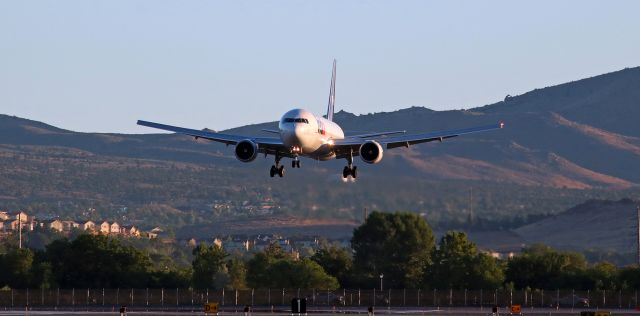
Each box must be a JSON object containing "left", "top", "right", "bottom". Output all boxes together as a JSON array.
[
  {"left": 469, "top": 187, "right": 474, "bottom": 226},
  {"left": 18, "top": 211, "right": 22, "bottom": 249},
  {"left": 363, "top": 207, "right": 368, "bottom": 223},
  {"left": 637, "top": 205, "right": 640, "bottom": 266}
]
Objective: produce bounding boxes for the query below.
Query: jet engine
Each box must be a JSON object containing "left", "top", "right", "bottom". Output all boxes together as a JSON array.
[
  {"left": 359, "top": 140, "right": 384, "bottom": 164},
  {"left": 234, "top": 140, "right": 258, "bottom": 162}
]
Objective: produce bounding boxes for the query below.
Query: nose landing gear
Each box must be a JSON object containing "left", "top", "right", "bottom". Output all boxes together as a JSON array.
[{"left": 291, "top": 157, "right": 301, "bottom": 168}]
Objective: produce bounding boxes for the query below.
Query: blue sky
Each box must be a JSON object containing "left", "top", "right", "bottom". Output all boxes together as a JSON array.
[{"left": 1, "top": 1, "right": 638, "bottom": 133}]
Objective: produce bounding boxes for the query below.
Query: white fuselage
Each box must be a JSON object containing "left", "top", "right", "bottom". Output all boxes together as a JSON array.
[{"left": 278, "top": 108, "right": 344, "bottom": 161}]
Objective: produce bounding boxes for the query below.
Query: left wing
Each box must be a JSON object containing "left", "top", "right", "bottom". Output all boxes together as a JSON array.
[
  {"left": 137, "top": 120, "right": 288, "bottom": 156},
  {"left": 333, "top": 122, "right": 504, "bottom": 158}
]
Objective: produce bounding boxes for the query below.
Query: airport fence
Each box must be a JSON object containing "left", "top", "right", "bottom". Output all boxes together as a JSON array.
[{"left": 0, "top": 288, "right": 638, "bottom": 309}]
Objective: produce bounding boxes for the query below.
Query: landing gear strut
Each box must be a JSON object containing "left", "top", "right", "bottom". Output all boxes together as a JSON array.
[
  {"left": 291, "top": 157, "right": 301, "bottom": 169},
  {"left": 270, "top": 155, "right": 285, "bottom": 177},
  {"left": 342, "top": 154, "right": 357, "bottom": 179}
]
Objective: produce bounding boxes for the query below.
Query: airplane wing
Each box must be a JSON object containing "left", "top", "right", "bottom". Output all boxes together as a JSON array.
[
  {"left": 344, "top": 130, "right": 407, "bottom": 139},
  {"left": 137, "top": 120, "right": 288, "bottom": 156},
  {"left": 333, "top": 122, "right": 504, "bottom": 158}
]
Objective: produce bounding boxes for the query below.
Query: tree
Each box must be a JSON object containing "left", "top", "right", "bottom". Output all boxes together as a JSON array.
[
  {"left": 584, "top": 262, "right": 618, "bottom": 290},
  {"left": 505, "top": 244, "right": 587, "bottom": 289},
  {"left": 246, "top": 243, "right": 287, "bottom": 287},
  {"left": 268, "top": 259, "right": 339, "bottom": 289},
  {"left": 192, "top": 243, "right": 228, "bottom": 289},
  {"left": 351, "top": 211, "right": 435, "bottom": 288},
  {"left": 468, "top": 253, "right": 505, "bottom": 289},
  {"left": 45, "top": 234, "right": 154, "bottom": 288},
  {"left": 311, "top": 243, "right": 353, "bottom": 287},
  {"left": 246, "top": 243, "right": 338, "bottom": 289},
  {"left": 618, "top": 265, "right": 640, "bottom": 290},
  {"left": 0, "top": 248, "right": 34, "bottom": 288},
  {"left": 426, "top": 231, "right": 504, "bottom": 289},
  {"left": 227, "top": 258, "right": 247, "bottom": 289}
]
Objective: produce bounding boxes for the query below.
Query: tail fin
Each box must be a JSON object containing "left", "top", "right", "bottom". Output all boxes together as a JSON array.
[{"left": 326, "top": 59, "right": 336, "bottom": 121}]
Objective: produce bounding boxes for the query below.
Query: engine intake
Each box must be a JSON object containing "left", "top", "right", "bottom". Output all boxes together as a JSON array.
[
  {"left": 359, "top": 140, "right": 384, "bottom": 164},
  {"left": 235, "top": 140, "right": 258, "bottom": 162}
]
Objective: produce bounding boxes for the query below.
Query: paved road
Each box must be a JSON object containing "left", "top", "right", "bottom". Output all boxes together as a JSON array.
[{"left": 0, "top": 307, "right": 637, "bottom": 315}]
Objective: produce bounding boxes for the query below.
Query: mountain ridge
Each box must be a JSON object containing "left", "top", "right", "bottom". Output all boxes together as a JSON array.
[{"left": 1, "top": 66, "right": 640, "bottom": 235}]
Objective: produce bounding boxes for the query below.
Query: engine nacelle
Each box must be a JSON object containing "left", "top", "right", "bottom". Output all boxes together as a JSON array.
[
  {"left": 234, "top": 140, "right": 258, "bottom": 162},
  {"left": 359, "top": 140, "right": 384, "bottom": 164}
]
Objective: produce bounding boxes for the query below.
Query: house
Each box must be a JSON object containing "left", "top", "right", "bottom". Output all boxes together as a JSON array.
[
  {"left": 82, "top": 221, "right": 96, "bottom": 231},
  {"left": 6, "top": 220, "right": 20, "bottom": 231},
  {"left": 121, "top": 225, "right": 140, "bottom": 237},
  {"left": 0, "top": 211, "right": 8, "bottom": 221},
  {"left": 9, "top": 211, "right": 29, "bottom": 223},
  {"left": 44, "top": 220, "right": 64, "bottom": 232},
  {"left": 61, "top": 221, "right": 80, "bottom": 231},
  {"left": 6, "top": 219, "right": 33, "bottom": 231},
  {"left": 109, "top": 222, "right": 120, "bottom": 234},
  {"left": 99, "top": 221, "right": 110, "bottom": 234}
]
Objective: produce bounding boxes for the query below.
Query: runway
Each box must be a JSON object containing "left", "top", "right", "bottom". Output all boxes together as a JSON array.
[{"left": 0, "top": 307, "right": 636, "bottom": 316}]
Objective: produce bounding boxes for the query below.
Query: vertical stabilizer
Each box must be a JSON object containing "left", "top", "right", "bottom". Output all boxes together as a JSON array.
[{"left": 326, "top": 59, "right": 336, "bottom": 121}]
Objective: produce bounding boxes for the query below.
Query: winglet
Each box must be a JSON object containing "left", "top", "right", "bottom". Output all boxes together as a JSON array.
[{"left": 326, "top": 59, "right": 336, "bottom": 121}]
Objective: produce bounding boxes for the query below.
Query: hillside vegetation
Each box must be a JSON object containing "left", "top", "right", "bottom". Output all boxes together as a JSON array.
[{"left": 1, "top": 66, "right": 640, "bottom": 235}]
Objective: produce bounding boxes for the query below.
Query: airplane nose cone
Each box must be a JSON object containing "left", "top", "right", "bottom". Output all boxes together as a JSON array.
[{"left": 294, "top": 125, "right": 306, "bottom": 139}]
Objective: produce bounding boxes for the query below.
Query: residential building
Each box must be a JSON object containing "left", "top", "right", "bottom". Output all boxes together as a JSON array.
[
  {"left": 82, "top": 221, "right": 96, "bottom": 231},
  {"left": 121, "top": 225, "right": 140, "bottom": 237},
  {"left": 99, "top": 221, "right": 110, "bottom": 234},
  {"left": 0, "top": 211, "right": 8, "bottom": 221},
  {"left": 61, "top": 221, "right": 80, "bottom": 231},
  {"left": 109, "top": 222, "right": 120, "bottom": 234},
  {"left": 44, "top": 220, "right": 64, "bottom": 232},
  {"left": 8, "top": 211, "right": 29, "bottom": 223}
]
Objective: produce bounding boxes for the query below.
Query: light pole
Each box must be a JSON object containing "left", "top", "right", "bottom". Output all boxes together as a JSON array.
[{"left": 379, "top": 273, "right": 384, "bottom": 291}]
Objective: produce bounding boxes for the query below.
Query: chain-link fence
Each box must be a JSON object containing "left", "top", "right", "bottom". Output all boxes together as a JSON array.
[{"left": 0, "top": 289, "right": 638, "bottom": 309}]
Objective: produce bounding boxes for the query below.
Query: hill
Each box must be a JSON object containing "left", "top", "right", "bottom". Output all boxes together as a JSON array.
[
  {"left": 1, "top": 66, "right": 640, "bottom": 235},
  {"left": 514, "top": 198, "right": 638, "bottom": 253}
]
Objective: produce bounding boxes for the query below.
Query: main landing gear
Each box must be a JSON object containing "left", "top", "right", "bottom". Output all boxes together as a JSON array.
[
  {"left": 342, "top": 155, "right": 357, "bottom": 179},
  {"left": 270, "top": 156, "right": 285, "bottom": 178}
]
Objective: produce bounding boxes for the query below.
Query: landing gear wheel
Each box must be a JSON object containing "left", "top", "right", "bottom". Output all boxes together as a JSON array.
[
  {"left": 296, "top": 160, "right": 300, "bottom": 168},
  {"left": 352, "top": 166, "right": 358, "bottom": 178},
  {"left": 270, "top": 165, "right": 276, "bottom": 177},
  {"left": 342, "top": 166, "right": 350, "bottom": 179},
  {"left": 292, "top": 160, "right": 296, "bottom": 168},
  {"left": 278, "top": 165, "right": 285, "bottom": 177}
]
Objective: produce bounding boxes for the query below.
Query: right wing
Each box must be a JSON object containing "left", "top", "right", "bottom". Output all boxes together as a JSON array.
[
  {"left": 137, "top": 120, "right": 288, "bottom": 156},
  {"left": 344, "top": 130, "right": 406, "bottom": 139},
  {"left": 333, "top": 122, "right": 504, "bottom": 158}
]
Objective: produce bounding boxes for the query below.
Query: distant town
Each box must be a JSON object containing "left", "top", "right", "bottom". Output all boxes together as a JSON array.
[
  {"left": 0, "top": 210, "right": 156, "bottom": 238},
  {"left": 0, "top": 209, "right": 356, "bottom": 258}
]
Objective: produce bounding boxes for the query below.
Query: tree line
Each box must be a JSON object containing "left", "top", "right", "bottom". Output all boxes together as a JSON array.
[{"left": 1, "top": 211, "right": 640, "bottom": 290}]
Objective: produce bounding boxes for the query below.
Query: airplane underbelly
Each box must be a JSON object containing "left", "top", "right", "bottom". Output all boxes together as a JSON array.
[{"left": 304, "top": 144, "right": 336, "bottom": 161}]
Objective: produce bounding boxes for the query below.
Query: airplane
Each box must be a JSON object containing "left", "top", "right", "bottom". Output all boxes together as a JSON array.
[{"left": 137, "top": 60, "right": 504, "bottom": 178}]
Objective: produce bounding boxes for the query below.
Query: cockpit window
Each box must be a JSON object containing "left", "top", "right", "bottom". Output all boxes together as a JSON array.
[{"left": 284, "top": 118, "right": 309, "bottom": 123}]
